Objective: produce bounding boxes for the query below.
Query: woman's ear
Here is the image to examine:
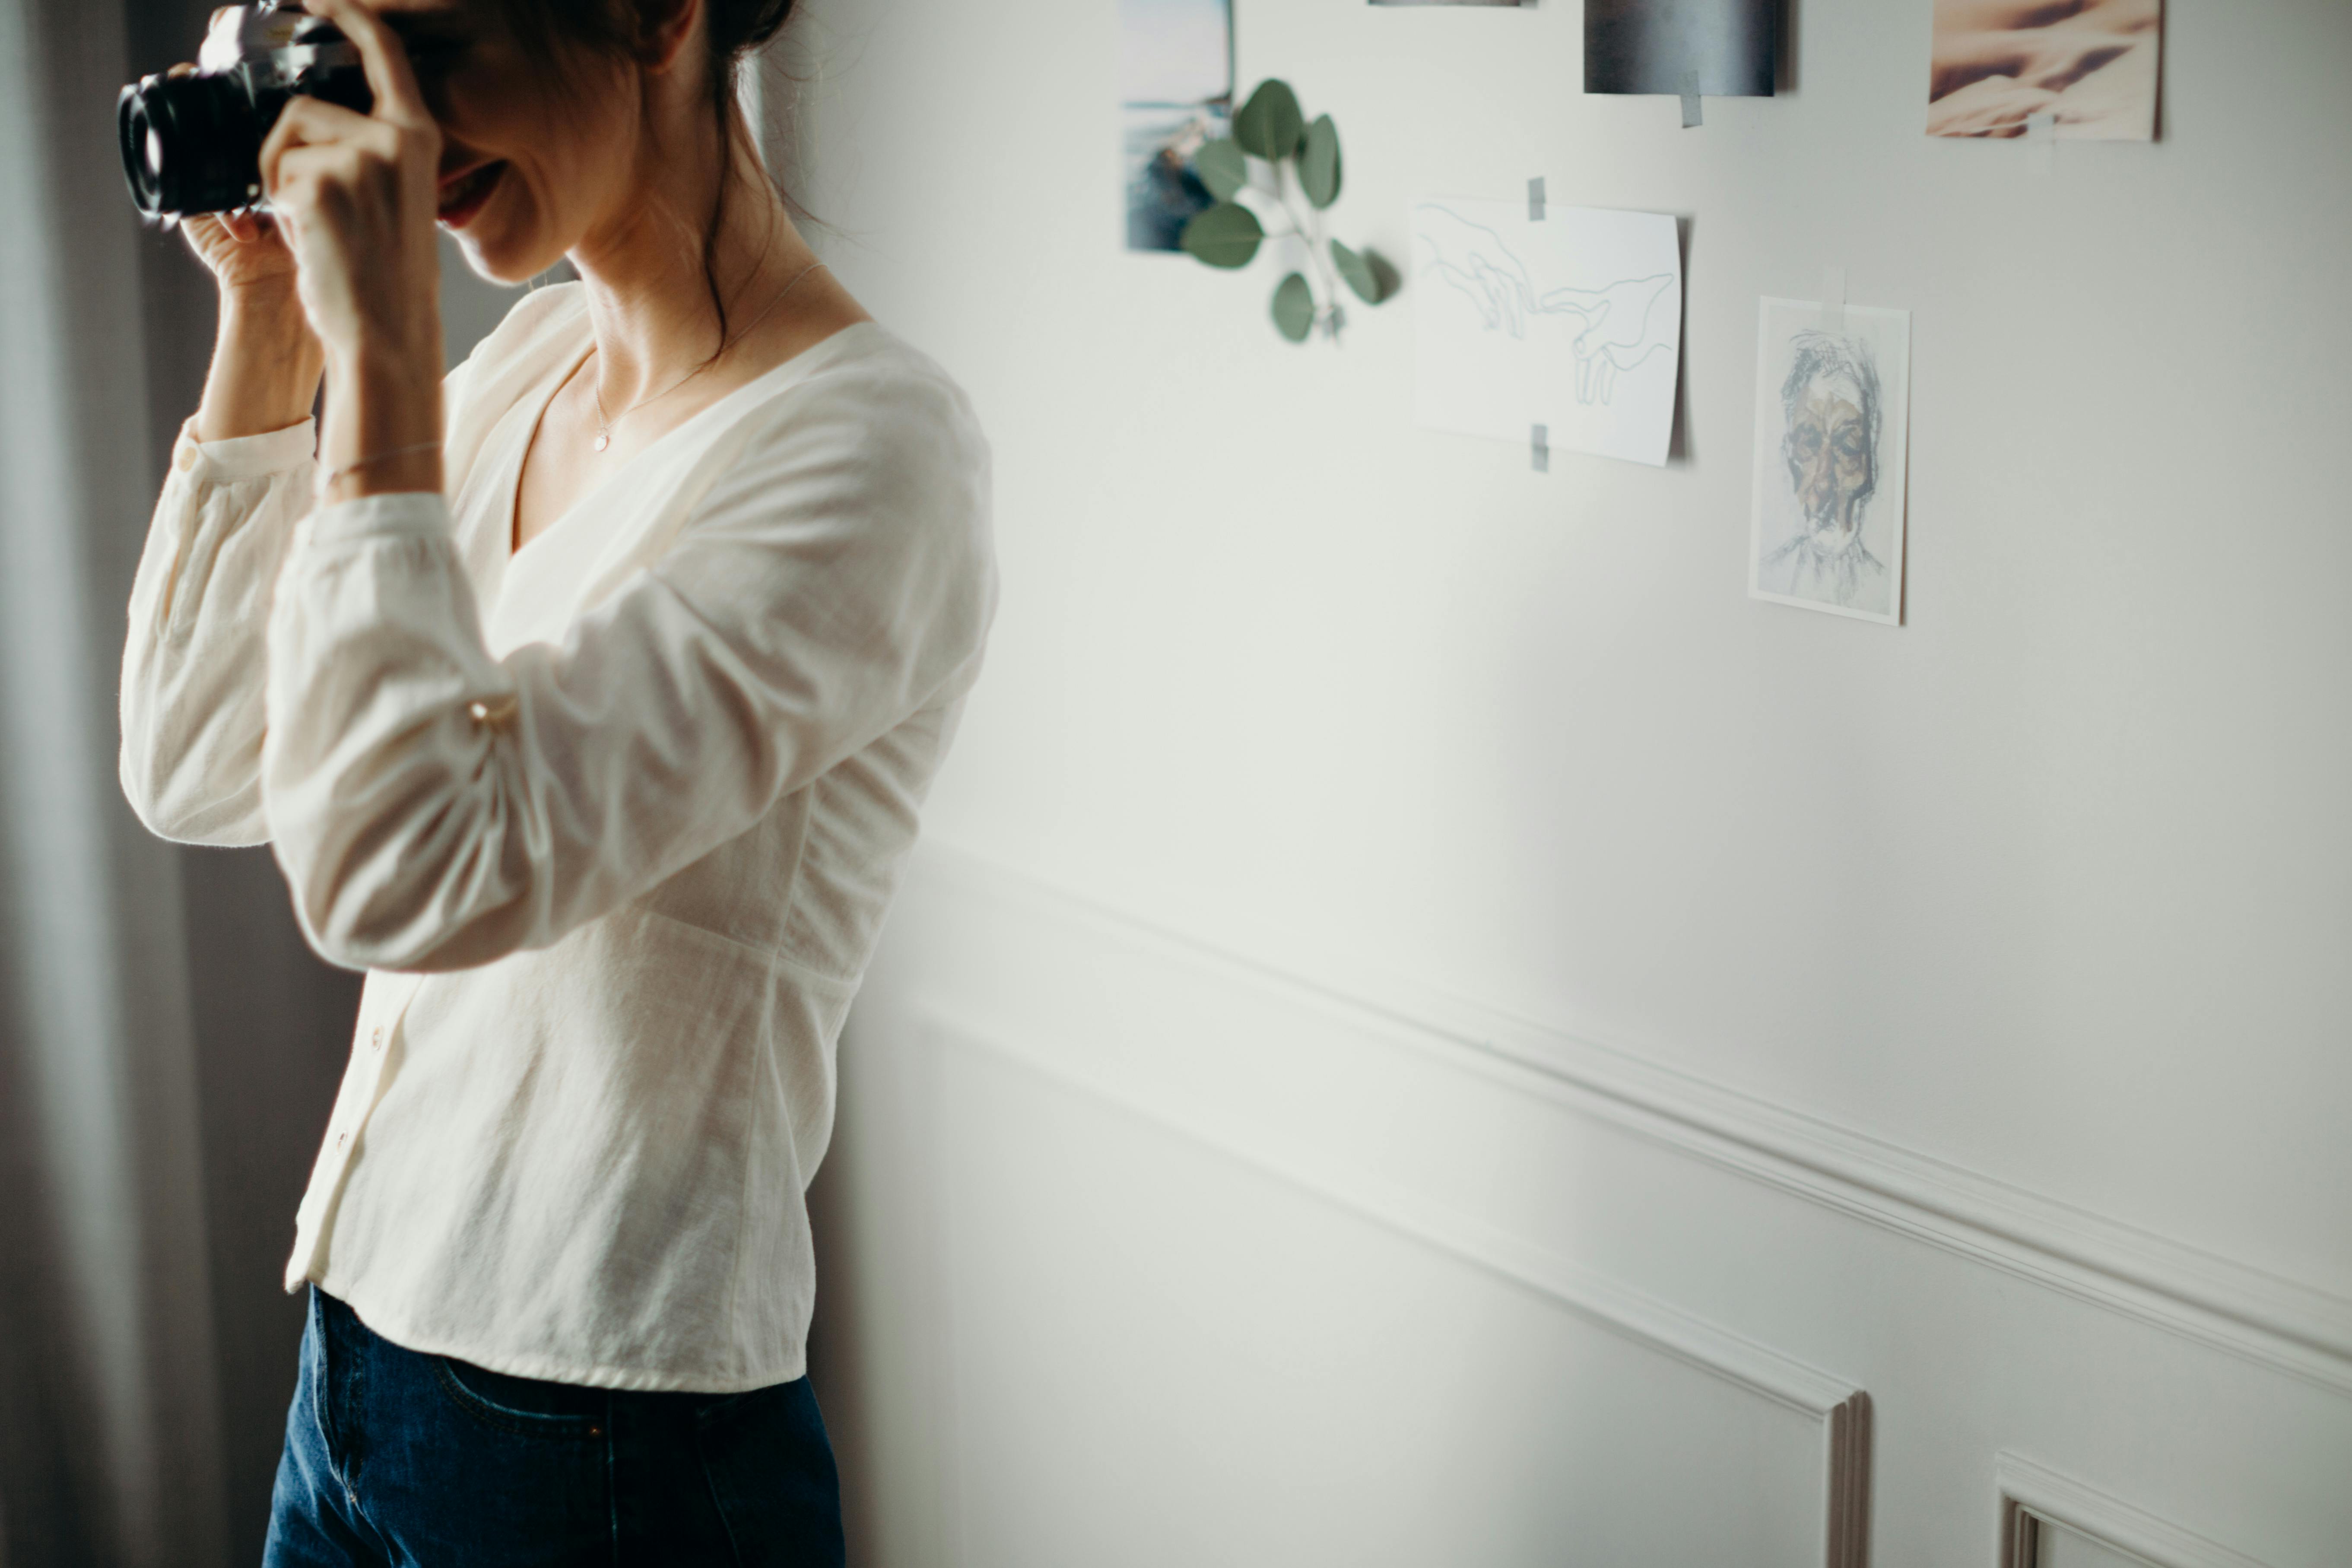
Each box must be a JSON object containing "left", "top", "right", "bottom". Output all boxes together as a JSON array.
[{"left": 638, "top": 0, "right": 702, "bottom": 73}]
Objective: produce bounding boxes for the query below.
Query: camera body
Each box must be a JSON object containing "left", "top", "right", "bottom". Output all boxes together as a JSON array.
[{"left": 118, "top": 3, "right": 371, "bottom": 219}]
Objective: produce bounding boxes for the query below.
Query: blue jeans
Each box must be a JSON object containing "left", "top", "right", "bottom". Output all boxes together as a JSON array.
[{"left": 263, "top": 1285, "right": 845, "bottom": 1566}]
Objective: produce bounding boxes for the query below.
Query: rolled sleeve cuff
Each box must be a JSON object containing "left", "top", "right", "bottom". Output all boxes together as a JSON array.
[
  {"left": 173, "top": 415, "right": 317, "bottom": 482},
  {"left": 302, "top": 490, "right": 452, "bottom": 550}
]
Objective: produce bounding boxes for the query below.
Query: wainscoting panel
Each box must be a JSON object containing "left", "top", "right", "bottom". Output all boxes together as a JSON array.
[
  {"left": 1996, "top": 1454, "right": 2273, "bottom": 1568},
  {"left": 809, "top": 847, "right": 2352, "bottom": 1568},
  {"left": 925, "top": 1008, "right": 1872, "bottom": 1567},
  {"left": 928, "top": 1036, "right": 1844, "bottom": 1566}
]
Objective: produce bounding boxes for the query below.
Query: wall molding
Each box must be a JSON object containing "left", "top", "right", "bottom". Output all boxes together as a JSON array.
[
  {"left": 1996, "top": 1453, "right": 2269, "bottom": 1568},
  {"left": 923, "top": 1004, "right": 1873, "bottom": 1568},
  {"left": 908, "top": 844, "right": 2352, "bottom": 1399}
]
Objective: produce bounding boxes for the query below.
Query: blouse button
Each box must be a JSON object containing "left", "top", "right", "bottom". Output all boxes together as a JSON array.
[
  {"left": 336, "top": 1132, "right": 348, "bottom": 1149},
  {"left": 467, "top": 693, "right": 518, "bottom": 729},
  {"left": 371, "top": 1026, "right": 384, "bottom": 1051}
]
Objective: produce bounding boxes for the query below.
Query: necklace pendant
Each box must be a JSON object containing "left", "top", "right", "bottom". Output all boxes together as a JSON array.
[{"left": 594, "top": 432, "right": 611, "bottom": 453}]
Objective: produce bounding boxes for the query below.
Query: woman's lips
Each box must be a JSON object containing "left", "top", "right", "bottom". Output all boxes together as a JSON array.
[{"left": 437, "top": 162, "right": 504, "bottom": 228}]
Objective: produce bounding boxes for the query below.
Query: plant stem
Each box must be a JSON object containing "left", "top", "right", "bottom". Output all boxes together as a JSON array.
[{"left": 1271, "top": 164, "right": 1346, "bottom": 342}]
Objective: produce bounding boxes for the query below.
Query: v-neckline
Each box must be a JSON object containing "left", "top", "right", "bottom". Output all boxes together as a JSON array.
[
  {"left": 506, "top": 336, "right": 597, "bottom": 568},
  {"left": 502, "top": 316, "right": 885, "bottom": 571}
]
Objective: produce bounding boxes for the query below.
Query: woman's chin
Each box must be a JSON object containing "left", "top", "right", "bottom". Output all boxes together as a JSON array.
[{"left": 447, "top": 224, "right": 562, "bottom": 288}]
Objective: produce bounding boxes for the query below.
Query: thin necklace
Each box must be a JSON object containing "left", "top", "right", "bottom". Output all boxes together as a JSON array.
[{"left": 590, "top": 259, "right": 827, "bottom": 453}]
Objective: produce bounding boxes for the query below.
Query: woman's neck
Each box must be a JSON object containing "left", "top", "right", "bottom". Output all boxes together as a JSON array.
[{"left": 565, "top": 124, "right": 819, "bottom": 410}]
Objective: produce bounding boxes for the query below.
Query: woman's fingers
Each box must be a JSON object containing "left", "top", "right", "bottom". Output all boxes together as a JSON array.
[
  {"left": 304, "top": 0, "right": 434, "bottom": 130},
  {"left": 258, "top": 94, "right": 398, "bottom": 203},
  {"left": 231, "top": 0, "right": 444, "bottom": 383},
  {"left": 267, "top": 142, "right": 390, "bottom": 235}
]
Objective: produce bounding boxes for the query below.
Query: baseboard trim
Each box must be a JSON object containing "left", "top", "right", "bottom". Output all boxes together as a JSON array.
[{"left": 907, "top": 844, "right": 2352, "bottom": 1398}]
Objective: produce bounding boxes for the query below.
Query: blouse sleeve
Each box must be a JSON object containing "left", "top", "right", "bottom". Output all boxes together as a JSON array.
[
  {"left": 119, "top": 416, "right": 319, "bottom": 846},
  {"left": 258, "top": 358, "right": 995, "bottom": 973}
]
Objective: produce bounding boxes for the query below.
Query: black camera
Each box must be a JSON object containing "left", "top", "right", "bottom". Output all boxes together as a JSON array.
[{"left": 118, "top": 2, "right": 372, "bottom": 219}]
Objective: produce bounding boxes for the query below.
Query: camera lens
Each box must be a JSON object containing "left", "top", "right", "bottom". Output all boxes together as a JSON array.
[{"left": 117, "top": 72, "right": 267, "bottom": 218}]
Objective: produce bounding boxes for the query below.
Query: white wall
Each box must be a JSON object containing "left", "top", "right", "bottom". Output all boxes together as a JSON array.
[{"left": 786, "top": 1, "right": 2352, "bottom": 1563}]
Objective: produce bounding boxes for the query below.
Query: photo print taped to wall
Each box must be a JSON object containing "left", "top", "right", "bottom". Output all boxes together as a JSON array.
[
  {"left": 1748, "top": 298, "right": 1911, "bottom": 625},
  {"left": 1120, "top": 0, "right": 1234, "bottom": 251},
  {"left": 1584, "top": 0, "right": 1777, "bottom": 98},
  {"left": 1927, "top": 0, "right": 2161, "bottom": 140}
]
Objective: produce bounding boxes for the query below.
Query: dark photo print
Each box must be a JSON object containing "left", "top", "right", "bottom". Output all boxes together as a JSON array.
[{"left": 1584, "top": 0, "right": 1777, "bottom": 97}]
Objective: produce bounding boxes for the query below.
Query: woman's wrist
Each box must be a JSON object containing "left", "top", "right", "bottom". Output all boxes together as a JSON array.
[
  {"left": 194, "top": 285, "right": 326, "bottom": 444},
  {"left": 319, "top": 348, "right": 444, "bottom": 503}
]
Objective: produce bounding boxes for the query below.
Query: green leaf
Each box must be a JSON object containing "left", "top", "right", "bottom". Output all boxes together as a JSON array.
[
  {"left": 1194, "top": 136, "right": 1247, "bottom": 203},
  {"left": 1271, "top": 271, "right": 1315, "bottom": 342},
  {"left": 1300, "top": 115, "right": 1342, "bottom": 209},
  {"left": 1180, "top": 202, "right": 1265, "bottom": 269},
  {"left": 1233, "top": 79, "right": 1305, "bottom": 162},
  {"left": 1330, "top": 238, "right": 1378, "bottom": 304}
]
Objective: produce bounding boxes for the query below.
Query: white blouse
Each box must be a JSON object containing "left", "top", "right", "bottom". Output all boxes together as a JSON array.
[{"left": 119, "top": 284, "right": 995, "bottom": 1392}]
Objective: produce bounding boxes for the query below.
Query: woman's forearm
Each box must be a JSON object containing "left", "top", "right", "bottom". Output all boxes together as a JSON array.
[
  {"left": 121, "top": 416, "right": 318, "bottom": 847},
  {"left": 321, "top": 347, "right": 445, "bottom": 501},
  {"left": 195, "top": 282, "right": 327, "bottom": 442}
]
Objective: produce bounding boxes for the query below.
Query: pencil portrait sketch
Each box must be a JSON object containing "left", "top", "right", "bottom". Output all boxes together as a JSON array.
[
  {"left": 1412, "top": 199, "right": 1682, "bottom": 467},
  {"left": 1748, "top": 298, "right": 1910, "bottom": 624}
]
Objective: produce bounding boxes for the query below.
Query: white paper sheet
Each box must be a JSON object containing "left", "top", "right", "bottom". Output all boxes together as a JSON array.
[{"left": 1410, "top": 199, "right": 1683, "bottom": 468}]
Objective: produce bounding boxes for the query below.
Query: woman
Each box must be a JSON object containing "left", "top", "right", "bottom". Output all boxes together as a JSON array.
[{"left": 118, "top": 0, "right": 994, "bottom": 1558}]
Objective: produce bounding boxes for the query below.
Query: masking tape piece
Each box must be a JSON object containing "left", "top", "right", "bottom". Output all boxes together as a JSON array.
[
  {"left": 1527, "top": 176, "right": 1546, "bottom": 222},
  {"left": 1531, "top": 424, "right": 1550, "bottom": 473},
  {"left": 1680, "top": 70, "right": 1703, "bottom": 128},
  {"left": 2027, "top": 110, "right": 2057, "bottom": 175},
  {"left": 1822, "top": 266, "right": 1847, "bottom": 336}
]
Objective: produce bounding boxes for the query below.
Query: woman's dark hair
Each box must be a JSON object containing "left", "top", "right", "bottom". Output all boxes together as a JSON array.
[{"left": 489, "top": 0, "right": 802, "bottom": 358}]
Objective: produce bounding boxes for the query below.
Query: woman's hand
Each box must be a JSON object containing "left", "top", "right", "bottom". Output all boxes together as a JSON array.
[
  {"left": 180, "top": 200, "right": 304, "bottom": 297},
  {"left": 177, "top": 50, "right": 321, "bottom": 443},
  {"left": 260, "top": 0, "right": 441, "bottom": 369},
  {"left": 182, "top": 207, "right": 301, "bottom": 292},
  {"left": 257, "top": 0, "right": 445, "bottom": 497},
  {"left": 156, "top": 62, "right": 303, "bottom": 298}
]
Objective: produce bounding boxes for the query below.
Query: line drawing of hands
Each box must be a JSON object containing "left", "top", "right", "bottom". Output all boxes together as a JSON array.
[
  {"left": 1416, "top": 206, "right": 1541, "bottom": 337},
  {"left": 1541, "top": 274, "right": 1676, "bottom": 404},
  {"left": 1414, "top": 202, "right": 1679, "bottom": 408}
]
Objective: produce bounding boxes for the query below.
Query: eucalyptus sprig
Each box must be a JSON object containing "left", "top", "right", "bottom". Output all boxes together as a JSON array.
[{"left": 1178, "top": 80, "right": 1397, "bottom": 344}]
